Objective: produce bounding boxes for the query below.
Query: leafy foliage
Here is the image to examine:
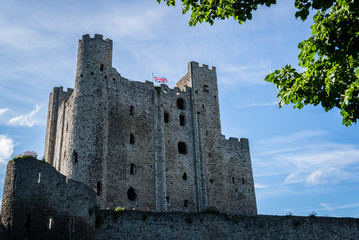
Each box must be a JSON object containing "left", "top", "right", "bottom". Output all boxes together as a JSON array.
[
  {"left": 157, "top": 0, "right": 277, "bottom": 26},
  {"left": 157, "top": 0, "right": 359, "bottom": 125},
  {"left": 266, "top": 1, "right": 359, "bottom": 126}
]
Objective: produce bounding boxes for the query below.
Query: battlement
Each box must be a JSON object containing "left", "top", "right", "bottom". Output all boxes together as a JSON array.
[
  {"left": 80, "top": 34, "right": 112, "bottom": 43},
  {"left": 55, "top": 86, "right": 74, "bottom": 94},
  {"left": 190, "top": 61, "right": 216, "bottom": 71}
]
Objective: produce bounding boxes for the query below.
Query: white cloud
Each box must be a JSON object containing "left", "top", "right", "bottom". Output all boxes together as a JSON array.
[
  {"left": 305, "top": 170, "right": 322, "bottom": 185},
  {"left": 254, "top": 130, "right": 359, "bottom": 187},
  {"left": 219, "top": 65, "right": 270, "bottom": 85},
  {"left": 0, "top": 135, "right": 14, "bottom": 164},
  {"left": 255, "top": 183, "right": 268, "bottom": 189},
  {"left": 235, "top": 101, "right": 279, "bottom": 108},
  {"left": 0, "top": 108, "right": 9, "bottom": 115},
  {"left": 8, "top": 104, "right": 43, "bottom": 127}
]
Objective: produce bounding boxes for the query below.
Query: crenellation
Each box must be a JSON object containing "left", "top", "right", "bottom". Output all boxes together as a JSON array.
[
  {"left": 200, "top": 64, "right": 209, "bottom": 69},
  {"left": 1, "top": 33, "right": 358, "bottom": 240}
]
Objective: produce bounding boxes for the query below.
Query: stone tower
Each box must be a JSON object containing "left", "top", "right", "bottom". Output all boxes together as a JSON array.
[{"left": 44, "top": 34, "right": 257, "bottom": 214}]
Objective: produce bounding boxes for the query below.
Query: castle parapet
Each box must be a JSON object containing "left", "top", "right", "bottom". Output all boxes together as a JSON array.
[{"left": 0, "top": 158, "right": 96, "bottom": 240}]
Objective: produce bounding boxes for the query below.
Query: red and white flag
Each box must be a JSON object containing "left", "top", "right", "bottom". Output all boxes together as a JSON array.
[{"left": 154, "top": 76, "right": 167, "bottom": 83}]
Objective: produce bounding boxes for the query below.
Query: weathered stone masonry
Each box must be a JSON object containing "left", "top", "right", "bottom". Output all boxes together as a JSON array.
[
  {"left": 0, "top": 158, "right": 96, "bottom": 240},
  {"left": 43, "top": 34, "right": 257, "bottom": 214},
  {"left": 1, "top": 34, "right": 359, "bottom": 240}
]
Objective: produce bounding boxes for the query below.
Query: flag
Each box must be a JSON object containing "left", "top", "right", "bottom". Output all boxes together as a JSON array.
[{"left": 154, "top": 76, "right": 167, "bottom": 83}]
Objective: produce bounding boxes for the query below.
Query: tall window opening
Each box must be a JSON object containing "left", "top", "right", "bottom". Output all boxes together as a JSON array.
[
  {"left": 130, "top": 134, "right": 135, "bottom": 144},
  {"left": 127, "top": 187, "right": 137, "bottom": 201},
  {"left": 164, "top": 112, "right": 169, "bottom": 123},
  {"left": 69, "top": 217, "right": 75, "bottom": 239},
  {"left": 179, "top": 114, "right": 185, "bottom": 126},
  {"left": 13, "top": 173, "right": 16, "bottom": 189},
  {"left": 178, "top": 142, "right": 187, "bottom": 154},
  {"left": 242, "top": 178, "right": 245, "bottom": 185},
  {"left": 184, "top": 200, "right": 189, "bottom": 207},
  {"left": 97, "top": 181, "right": 102, "bottom": 196},
  {"left": 232, "top": 177, "right": 235, "bottom": 184},
  {"left": 100, "top": 64, "right": 104, "bottom": 72},
  {"left": 73, "top": 151, "right": 78, "bottom": 164},
  {"left": 24, "top": 214, "right": 31, "bottom": 234},
  {"left": 203, "top": 85, "right": 209, "bottom": 92},
  {"left": 183, "top": 172, "right": 187, "bottom": 180},
  {"left": 166, "top": 196, "right": 170, "bottom": 204},
  {"left": 130, "top": 105, "right": 134, "bottom": 115},
  {"left": 130, "top": 164, "right": 136, "bottom": 175},
  {"left": 38, "top": 170, "right": 41, "bottom": 184},
  {"left": 48, "top": 216, "right": 54, "bottom": 230},
  {"left": 177, "top": 98, "right": 185, "bottom": 110}
]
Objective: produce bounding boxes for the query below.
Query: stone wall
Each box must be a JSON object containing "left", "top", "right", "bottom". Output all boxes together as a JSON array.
[
  {"left": 95, "top": 210, "right": 359, "bottom": 240},
  {"left": 0, "top": 158, "right": 96, "bottom": 240}
]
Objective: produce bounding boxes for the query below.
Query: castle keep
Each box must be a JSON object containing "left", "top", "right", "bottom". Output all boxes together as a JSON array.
[
  {"left": 2, "top": 34, "right": 359, "bottom": 240},
  {"left": 44, "top": 34, "right": 257, "bottom": 214}
]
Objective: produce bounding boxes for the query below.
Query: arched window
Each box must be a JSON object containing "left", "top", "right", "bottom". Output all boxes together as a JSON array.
[
  {"left": 164, "top": 112, "right": 169, "bottom": 123},
  {"left": 203, "top": 85, "right": 209, "bottom": 92},
  {"left": 97, "top": 181, "right": 102, "bottom": 196},
  {"left": 179, "top": 114, "right": 185, "bottom": 126},
  {"left": 130, "top": 134, "right": 135, "bottom": 144},
  {"left": 178, "top": 142, "right": 187, "bottom": 154},
  {"left": 177, "top": 98, "right": 185, "bottom": 110},
  {"left": 130, "top": 164, "right": 136, "bottom": 175},
  {"left": 127, "top": 187, "right": 137, "bottom": 201}
]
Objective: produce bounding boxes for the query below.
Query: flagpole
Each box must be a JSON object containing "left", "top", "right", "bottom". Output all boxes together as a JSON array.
[{"left": 152, "top": 73, "right": 154, "bottom": 85}]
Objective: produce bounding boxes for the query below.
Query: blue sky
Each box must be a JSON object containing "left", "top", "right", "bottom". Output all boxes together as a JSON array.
[{"left": 0, "top": 0, "right": 358, "bottom": 217}]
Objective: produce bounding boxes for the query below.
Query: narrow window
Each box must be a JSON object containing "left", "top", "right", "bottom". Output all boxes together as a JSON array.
[
  {"left": 210, "top": 179, "right": 213, "bottom": 184},
  {"left": 49, "top": 216, "right": 54, "bottom": 230},
  {"left": 178, "top": 142, "right": 187, "bottom": 154},
  {"left": 164, "top": 112, "right": 169, "bottom": 123},
  {"left": 73, "top": 151, "right": 78, "bottom": 164},
  {"left": 177, "top": 98, "right": 185, "bottom": 110},
  {"left": 24, "top": 214, "right": 31, "bottom": 234},
  {"left": 100, "top": 64, "right": 104, "bottom": 72},
  {"left": 208, "top": 153, "right": 211, "bottom": 157},
  {"left": 203, "top": 85, "right": 209, "bottom": 92},
  {"left": 166, "top": 196, "right": 170, "bottom": 204},
  {"left": 232, "top": 177, "right": 235, "bottom": 184},
  {"left": 184, "top": 200, "right": 189, "bottom": 207},
  {"left": 130, "top": 134, "right": 135, "bottom": 144},
  {"left": 130, "top": 105, "right": 134, "bottom": 115},
  {"left": 130, "top": 164, "right": 136, "bottom": 175},
  {"left": 6, "top": 218, "right": 11, "bottom": 235},
  {"left": 242, "top": 178, "right": 245, "bottom": 185},
  {"left": 70, "top": 217, "right": 75, "bottom": 237},
  {"left": 13, "top": 173, "right": 16, "bottom": 189},
  {"left": 97, "top": 181, "right": 102, "bottom": 196},
  {"left": 179, "top": 114, "right": 185, "bottom": 126},
  {"left": 66, "top": 123, "right": 68, "bottom": 132},
  {"left": 38, "top": 170, "right": 41, "bottom": 184},
  {"left": 127, "top": 187, "right": 137, "bottom": 201},
  {"left": 182, "top": 172, "right": 187, "bottom": 180}
]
